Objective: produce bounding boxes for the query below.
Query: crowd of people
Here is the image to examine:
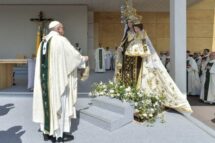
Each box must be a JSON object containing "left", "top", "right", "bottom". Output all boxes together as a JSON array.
[{"left": 159, "top": 49, "right": 215, "bottom": 104}]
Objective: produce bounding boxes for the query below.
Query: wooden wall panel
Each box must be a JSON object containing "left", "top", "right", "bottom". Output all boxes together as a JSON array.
[
  {"left": 187, "top": 10, "right": 214, "bottom": 24},
  {"left": 212, "top": 38, "right": 215, "bottom": 50},
  {"left": 140, "top": 12, "right": 157, "bottom": 23},
  {"left": 188, "top": 38, "right": 213, "bottom": 52},
  {"left": 94, "top": 12, "right": 170, "bottom": 51},
  {"left": 0, "top": 64, "right": 13, "bottom": 89},
  {"left": 189, "top": 0, "right": 215, "bottom": 10},
  {"left": 156, "top": 13, "right": 169, "bottom": 23},
  {"left": 187, "top": 0, "right": 215, "bottom": 52},
  {"left": 156, "top": 38, "right": 170, "bottom": 52},
  {"left": 148, "top": 37, "right": 157, "bottom": 49},
  {"left": 187, "top": 23, "right": 214, "bottom": 37},
  {"left": 156, "top": 23, "right": 170, "bottom": 38},
  {"left": 213, "top": 10, "right": 215, "bottom": 51},
  {"left": 143, "top": 23, "right": 156, "bottom": 38}
]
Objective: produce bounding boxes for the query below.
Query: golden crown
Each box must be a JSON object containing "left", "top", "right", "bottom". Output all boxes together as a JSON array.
[{"left": 120, "top": 0, "right": 142, "bottom": 24}]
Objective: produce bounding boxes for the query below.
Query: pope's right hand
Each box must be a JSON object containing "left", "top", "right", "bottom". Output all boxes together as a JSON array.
[{"left": 83, "top": 56, "right": 89, "bottom": 62}]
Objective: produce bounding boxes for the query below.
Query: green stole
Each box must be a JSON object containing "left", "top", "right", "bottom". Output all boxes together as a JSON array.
[
  {"left": 204, "top": 62, "right": 214, "bottom": 100},
  {"left": 40, "top": 38, "right": 52, "bottom": 133},
  {"left": 186, "top": 59, "right": 190, "bottom": 92},
  {"left": 99, "top": 49, "right": 103, "bottom": 69}
]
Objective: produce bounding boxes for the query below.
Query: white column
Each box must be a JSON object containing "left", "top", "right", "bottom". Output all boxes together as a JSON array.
[{"left": 170, "top": 0, "right": 187, "bottom": 95}]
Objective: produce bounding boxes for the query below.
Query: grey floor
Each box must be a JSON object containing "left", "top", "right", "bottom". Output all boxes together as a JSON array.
[
  {"left": 188, "top": 96, "right": 215, "bottom": 130},
  {"left": 0, "top": 70, "right": 215, "bottom": 143}
]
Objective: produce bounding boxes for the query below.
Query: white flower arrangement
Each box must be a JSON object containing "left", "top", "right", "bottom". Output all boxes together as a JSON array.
[{"left": 90, "top": 81, "right": 166, "bottom": 123}]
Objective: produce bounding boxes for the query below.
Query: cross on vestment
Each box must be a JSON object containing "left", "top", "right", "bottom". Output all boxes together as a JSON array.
[{"left": 30, "top": 11, "right": 53, "bottom": 54}]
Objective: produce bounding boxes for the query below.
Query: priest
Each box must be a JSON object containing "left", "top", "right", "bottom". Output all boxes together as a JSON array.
[
  {"left": 95, "top": 43, "right": 106, "bottom": 72},
  {"left": 105, "top": 47, "right": 112, "bottom": 70},
  {"left": 33, "top": 21, "right": 88, "bottom": 141},
  {"left": 200, "top": 52, "right": 215, "bottom": 103},
  {"left": 199, "top": 49, "right": 210, "bottom": 78},
  {"left": 187, "top": 51, "right": 201, "bottom": 96}
]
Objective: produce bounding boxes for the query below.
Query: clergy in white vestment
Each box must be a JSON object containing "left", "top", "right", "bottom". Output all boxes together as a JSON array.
[
  {"left": 187, "top": 51, "right": 201, "bottom": 95},
  {"left": 193, "top": 52, "right": 202, "bottom": 71},
  {"left": 111, "top": 47, "right": 117, "bottom": 70},
  {"left": 200, "top": 52, "right": 215, "bottom": 103},
  {"left": 95, "top": 43, "right": 106, "bottom": 72},
  {"left": 105, "top": 47, "right": 112, "bottom": 70},
  {"left": 199, "top": 49, "right": 210, "bottom": 78},
  {"left": 203, "top": 49, "right": 210, "bottom": 60},
  {"left": 33, "top": 21, "right": 88, "bottom": 141}
]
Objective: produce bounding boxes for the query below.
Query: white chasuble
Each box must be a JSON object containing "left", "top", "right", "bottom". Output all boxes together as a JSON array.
[
  {"left": 200, "top": 60, "right": 215, "bottom": 103},
  {"left": 187, "top": 56, "right": 201, "bottom": 95},
  {"left": 95, "top": 48, "right": 106, "bottom": 72},
  {"left": 33, "top": 31, "right": 82, "bottom": 138},
  {"left": 105, "top": 50, "right": 112, "bottom": 70}
]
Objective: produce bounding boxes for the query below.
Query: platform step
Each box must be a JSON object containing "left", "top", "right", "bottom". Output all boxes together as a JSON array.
[
  {"left": 91, "top": 96, "right": 132, "bottom": 114},
  {"left": 80, "top": 106, "right": 131, "bottom": 131},
  {"left": 80, "top": 96, "right": 133, "bottom": 131}
]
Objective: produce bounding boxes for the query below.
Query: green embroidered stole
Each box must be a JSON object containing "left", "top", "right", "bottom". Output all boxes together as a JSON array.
[
  {"left": 99, "top": 49, "right": 103, "bottom": 69},
  {"left": 204, "top": 62, "right": 214, "bottom": 100},
  {"left": 186, "top": 59, "right": 190, "bottom": 92},
  {"left": 40, "top": 38, "right": 52, "bottom": 133}
]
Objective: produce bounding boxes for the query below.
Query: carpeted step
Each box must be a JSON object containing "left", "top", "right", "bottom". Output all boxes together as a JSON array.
[
  {"left": 91, "top": 96, "right": 132, "bottom": 115},
  {"left": 80, "top": 106, "right": 126, "bottom": 131},
  {"left": 80, "top": 96, "right": 133, "bottom": 131}
]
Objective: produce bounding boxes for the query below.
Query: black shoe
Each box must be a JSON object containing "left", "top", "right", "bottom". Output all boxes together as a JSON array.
[
  {"left": 55, "top": 137, "right": 64, "bottom": 143},
  {"left": 63, "top": 133, "right": 74, "bottom": 142},
  {"left": 54, "top": 133, "right": 74, "bottom": 142},
  {"left": 52, "top": 134, "right": 74, "bottom": 143},
  {"left": 43, "top": 133, "right": 54, "bottom": 141}
]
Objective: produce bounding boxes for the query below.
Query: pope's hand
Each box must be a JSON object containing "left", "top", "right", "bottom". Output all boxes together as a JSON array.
[{"left": 83, "top": 56, "right": 89, "bottom": 62}]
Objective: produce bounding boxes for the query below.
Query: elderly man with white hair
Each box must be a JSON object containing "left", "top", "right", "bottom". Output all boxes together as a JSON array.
[
  {"left": 33, "top": 21, "right": 88, "bottom": 142},
  {"left": 200, "top": 52, "right": 215, "bottom": 104}
]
